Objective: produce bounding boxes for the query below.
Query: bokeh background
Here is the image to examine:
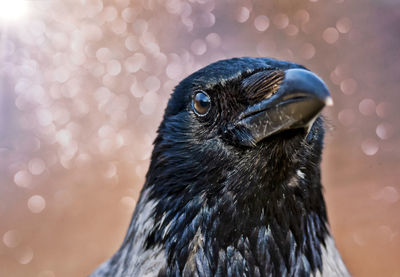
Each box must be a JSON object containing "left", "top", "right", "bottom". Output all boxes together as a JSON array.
[{"left": 0, "top": 0, "right": 399, "bottom": 276}]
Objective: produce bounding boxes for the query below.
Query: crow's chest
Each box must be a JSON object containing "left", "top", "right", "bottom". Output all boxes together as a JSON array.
[{"left": 160, "top": 226, "right": 316, "bottom": 277}]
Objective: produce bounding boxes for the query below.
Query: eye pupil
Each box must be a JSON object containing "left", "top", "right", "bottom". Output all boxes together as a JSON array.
[{"left": 193, "top": 91, "right": 211, "bottom": 116}]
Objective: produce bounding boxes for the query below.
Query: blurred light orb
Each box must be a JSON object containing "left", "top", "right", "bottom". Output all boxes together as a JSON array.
[
  {"left": 17, "top": 246, "right": 34, "bottom": 264},
  {"left": 111, "top": 19, "right": 127, "bottom": 34},
  {"left": 336, "top": 17, "right": 352, "bottom": 34},
  {"left": 98, "top": 125, "right": 115, "bottom": 139},
  {"left": 299, "top": 43, "right": 316, "bottom": 60},
  {"left": 120, "top": 196, "right": 136, "bottom": 210},
  {"left": 236, "top": 7, "right": 250, "bottom": 23},
  {"left": 144, "top": 76, "right": 161, "bottom": 93},
  {"left": 199, "top": 12, "right": 216, "bottom": 28},
  {"left": 294, "top": 9, "right": 310, "bottom": 23},
  {"left": 107, "top": 60, "right": 122, "bottom": 76},
  {"left": 14, "top": 170, "right": 32, "bottom": 188},
  {"left": 96, "top": 47, "right": 112, "bottom": 63},
  {"left": 181, "top": 16, "right": 193, "bottom": 31},
  {"left": 140, "top": 92, "right": 158, "bottom": 115},
  {"left": 14, "top": 78, "right": 31, "bottom": 94},
  {"left": 330, "top": 71, "right": 341, "bottom": 85},
  {"left": 15, "top": 96, "right": 28, "bottom": 111},
  {"left": 205, "top": 33, "right": 221, "bottom": 48},
  {"left": 166, "top": 0, "right": 183, "bottom": 14},
  {"left": 285, "top": 24, "right": 299, "bottom": 36},
  {"left": 180, "top": 2, "right": 192, "bottom": 17},
  {"left": 130, "top": 79, "right": 146, "bottom": 98},
  {"left": 28, "top": 195, "right": 46, "bottom": 213},
  {"left": 378, "top": 225, "right": 393, "bottom": 241},
  {"left": 376, "top": 102, "right": 390, "bottom": 118},
  {"left": 273, "top": 14, "right": 289, "bottom": 29},
  {"left": 105, "top": 163, "right": 117, "bottom": 178},
  {"left": 54, "top": 67, "right": 70, "bottom": 83},
  {"left": 132, "top": 19, "right": 148, "bottom": 35},
  {"left": 82, "top": 24, "right": 103, "bottom": 41},
  {"left": 125, "top": 53, "right": 146, "bottom": 73},
  {"left": 377, "top": 186, "right": 399, "bottom": 204},
  {"left": 254, "top": 15, "right": 270, "bottom": 32},
  {"left": 334, "top": 64, "right": 347, "bottom": 78},
  {"left": 361, "top": 139, "right": 379, "bottom": 156},
  {"left": 85, "top": 0, "right": 103, "bottom": 18},
  {"left": 166, "top": 62, "right": 183, "bottom": 80},
  {"left": 125, "top": 36, "right": 139, "bottom": 51},
  {"left": 3, "top": 230, "right": 21, "bottom": 248},
  {"left": 376, "top": 122, "right": 393, "bottom": 140},
  {"left": 322, "top": 27, "right": 339, "bottom": 44},
  {"left": 359, "top": 98, "right": 376, "bottom": 116},
  {"left": 28, "top": 158, "right": 46, "bottom": 175},
  {"left": 102, "top": 74, "right": 118, "bottom": 90},
  {"left": 103, "top": 6, "right": 118, "bottom": 22},
  {"left": 340, "top": 78, "right": 357, "bottom": 95},
  {"left": 0, "top": 0, "right": 29, "bottom": 22},
  {"left": 36, "top": 108, "right": 53, "bottom": 126},
  {"left": 56, "top": 129, "right": 72, "bottom": 146},
  {"left": 121, "top": 7, "right": 136, "bottom": 23},
  {"left": 191, "top": 39, "right": 207, "bottom": 55}
]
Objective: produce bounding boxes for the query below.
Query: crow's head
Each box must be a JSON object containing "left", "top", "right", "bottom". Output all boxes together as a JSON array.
[{"left": 147, "top": 57, "right": 331, "bottom": 201}]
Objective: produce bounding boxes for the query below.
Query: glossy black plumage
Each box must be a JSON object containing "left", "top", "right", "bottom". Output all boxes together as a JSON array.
[{"left": 91, "top": 57, "right": 350, "bottom": 277}]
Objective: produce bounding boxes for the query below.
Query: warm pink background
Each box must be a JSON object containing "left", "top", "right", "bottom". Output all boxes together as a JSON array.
[{"left": 0, "top": 0, "right": 399, "bottom": 276}]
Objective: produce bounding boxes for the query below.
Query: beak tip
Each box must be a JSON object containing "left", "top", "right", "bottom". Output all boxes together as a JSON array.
[{"left": 325, "top": 96, "right": 334, "bottom": 107}]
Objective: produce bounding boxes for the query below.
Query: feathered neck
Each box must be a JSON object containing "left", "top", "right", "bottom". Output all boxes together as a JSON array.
[
  {"left": 120, "top": 116, "right": 331, "bottom": 275},
  {"left": 140, "top": 140, "right": 330, "bottom": 276}
]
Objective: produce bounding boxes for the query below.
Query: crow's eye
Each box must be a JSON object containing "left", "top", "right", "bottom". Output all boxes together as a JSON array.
[{"left": 192, "top": 91, "right": 211, "bottom": 116}]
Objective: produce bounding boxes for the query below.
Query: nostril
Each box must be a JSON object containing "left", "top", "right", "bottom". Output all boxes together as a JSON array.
[{"left": 241, "top": 70, "right": 285, "bottom": 102}]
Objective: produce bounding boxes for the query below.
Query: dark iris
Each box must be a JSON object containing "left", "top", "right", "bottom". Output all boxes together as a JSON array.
[{"left": 192, "top": 91, "right": 211, "bottom": 116}]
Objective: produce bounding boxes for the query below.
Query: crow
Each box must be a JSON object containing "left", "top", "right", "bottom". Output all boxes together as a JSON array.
[{"left": 91, "top": 57, "right": 350, "bottom": 277}]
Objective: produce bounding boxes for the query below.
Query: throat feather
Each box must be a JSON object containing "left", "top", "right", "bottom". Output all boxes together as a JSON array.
[{"left": 147, "top": 186, "right": 329, "bottom": 276}]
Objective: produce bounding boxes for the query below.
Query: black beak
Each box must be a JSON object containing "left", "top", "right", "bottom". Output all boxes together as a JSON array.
[{"left": 230, "top": 68, "right": 332, "bottom": 146}]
